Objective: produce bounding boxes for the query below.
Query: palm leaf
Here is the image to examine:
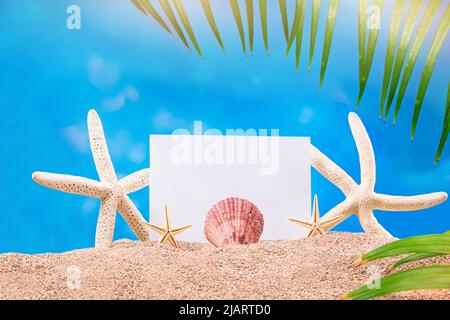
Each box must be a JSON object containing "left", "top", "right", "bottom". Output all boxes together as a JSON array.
[
  {"left": 357, "top": 0, "right": 385, "bottom": 108},
  {"left": 356, "top": 233, "right": 450, "bottom": 265},
  {"left": 319, "top": 0, "right": 340, "bottom": 88},
  {"left": 279, "top": 0, "right": 289, "bottom": 43},
  {"left": 294, "top": 0, "right": 306, "bottom": 72},
  {"left": 200, "top": 0, "right": 225, "bottom": 50},
  {"left": 412, "top": 4, "right": 450, "bottom": 139},
  {"left": 384, "top": 0, "right": 424, "bottom": 121},
  {"left": 379, "top": 0, "right": 405, "bottom": 118},
  {"left": 342, "top": 265, "right": 450, "bottom": 300},
  {"left": 230, "top": 0, "right": 247, "bottom": 54},
  {"left": 139, "top": 0, "right": 172, "bottom": 34},
  {"left": 309, "top": 0, "right": 321, "bottom": 71},
  {"left": 358, "top": 0, "right": 368, "bottom": 95},
  {"left": 260, "top": 0, "right": 269, "bottom": 53},
  {"left": 131, "top": 0, "right": 147, "bottom": 15},
  {"left": 245, "top": 0, "right": 254, "bottom": 53},
  {"left": 159, "top": 0, "right": 190, "bottom": 49},
  {"left": 393, "top": 0, "right": 442, "bottom": 123},
  {"left": 173, "top": 0, "right": 203, "bottom": 57},
  {"left": 390, "top": 253, "right": 443, "bottom": 271},
  {"left": 435, "top": 82, "right": 450, "bottom": 165},
  {"left": 285, "top": 0, "right": 302, "bottom": 57}
]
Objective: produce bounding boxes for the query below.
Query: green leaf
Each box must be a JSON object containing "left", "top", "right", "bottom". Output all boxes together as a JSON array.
[
  {"left": 309, "top": 0, "right": 321, "bottom": 71},
  {"left": 131, "top": 0, "right": 147, "bottom": 15},
  {"left": 379, "top": 0, "right": 405, "bottom": 118},
  {"left": 412, "top": 4, "right": 450, "bottom": 140},
  {"left": 393, "top": 0, "right": 442, "bottom": 123},
  {"left": 245, "top": 0, "right": 254, "bottom": 54},
  {"left": 294, "top": 0, "right": 306, "bottom": 73},
  {"left": 343, "top": 265, "right": 450, "bottom": 300},
  {"left": 279, "top": 0, "right": 289, "bottom": 43},
  {"left": 358, "top": 0, "right": 368, "bottom": 96},
  {"left": 158, "top": 0, "right": 190, "bottom": 49},
  {"left": 358, "top": 234, "right": 450, "bottom": 264},
  {"left": 173, "top": 0, "right": 203, "bottom": 57},
  {"left": 260, "top": 0, "right": 269, "bottom": 53},
  {"left": 230, "top": 0, "right": 247, "bottom": 54},
  {"left": 435, "top": 82, "right": 450, "bottom": 165},
  {"left": 390, "top": 253, "right": 443, "bottom": 271},
  {"left": 139, "top": 0, "right": 172, "bottom": 34},
  {"left": 319, "top": 0, "right": 340, "bottom": 88},
  {"left": 285, "top": 0, "right": 302, "bottom": 57},
  {"left": 200, "top": 0, "right": 225, "bottom": 50},
  {"left": 357, "top": 0, "right": 385, "bottom": 108},
  {"left": 384, "top": 0, "right": 424, "bottom": 121}
]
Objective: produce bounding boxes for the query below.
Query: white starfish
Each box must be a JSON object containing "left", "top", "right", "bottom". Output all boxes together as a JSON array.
[
  {"left": 310, "top": 112, "right": 448, "bottom": 238},
  {"left": 32, "top": 110, "right": 150, "bottom": 248}
]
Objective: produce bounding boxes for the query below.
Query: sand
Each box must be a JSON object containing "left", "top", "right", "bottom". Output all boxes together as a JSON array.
[{"left": 0, "top": 232, "right": 448, "bottom": 300}]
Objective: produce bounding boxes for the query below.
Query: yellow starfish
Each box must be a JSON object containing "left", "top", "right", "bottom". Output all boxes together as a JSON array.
[
  {"left": 147, "top": 205, "right": 192, "bottom": 248},
  {"left": 289, "top": 195, "right": 344, "bottom": 237}
]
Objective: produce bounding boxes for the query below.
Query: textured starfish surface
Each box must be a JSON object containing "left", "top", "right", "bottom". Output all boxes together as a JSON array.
[
  {"left": 310, "top": 112, "right": 448, "bottom": 238},
  {"left": 147, "top": 205, "right": 192, "bottom": 248},
  {"left": 32, "top": 110, "right": 150, "bottom": 248},
  {"left": 289, "top": 195, "right": 344, "bottom": 237}
]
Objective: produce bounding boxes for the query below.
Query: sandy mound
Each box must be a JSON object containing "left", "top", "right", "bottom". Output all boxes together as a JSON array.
[{"left": 0, "top": 232, "right": 448, "bottom": 300}]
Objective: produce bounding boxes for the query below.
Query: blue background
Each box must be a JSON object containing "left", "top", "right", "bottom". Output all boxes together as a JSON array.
[{"left": 0, "top": 0, "right": 448, "bottom": 253}]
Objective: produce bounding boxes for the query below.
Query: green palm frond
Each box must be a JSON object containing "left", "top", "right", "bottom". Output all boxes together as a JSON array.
[
  {"left": 309, "top": 0, "right": 321, "bottom": 71},
  {"left": 319, "top": 0, "right": 340, "bottom": 88},
  {"left": 357, "top": 0, "right": 385, "bottom": 108},
  {"left": 393, "top": 0, "right": 442, "bottom": 124},
  {"left": 260, "top": 0, "right": 269, "bottom": 53},
  {"left": 138, "top": 0, "right": 172, "bottom": 34},
  {"left": 343, "top": 265, "right": 450, "bottom": 300},
  {"left": 412, "top": 4, "right": 450, "bottom": 140},
  {"left": 173, "top": 0, "right": 203, "bottom": 57},
  {"left": 130, "top": 0, "right": 449, "bottom": 164},
  {"left": 200, "top": 0, "right": 225, "bottom": 50},
  {"left": 384, "top": 0, "right": 424, "bottom": 121},
  {"left": 294, "top": 0, "right": 306, "bottom": 72},
  {"left": 159, "top": 0, "right": 190, "bottom": 49},
  {"left": 389, "top": 253, "right": 442, "bottom": 271},
  {"left": 230, "top": 0, "right": 247, "bottom": 54},
  {"left": 435, "top": 82, "right": 450, "bottom": 165},
  {"left": 345, "top": 231, "right": 450, "bottom": 300},
  {"left": 279, "top": 0, "right": 289, "bottom": 42},
  {"left": 245, "top": 0, "right": 254, "bottom": 53},
  {"left": 379, "top": 0, "right": 405, "bottom": 118}
]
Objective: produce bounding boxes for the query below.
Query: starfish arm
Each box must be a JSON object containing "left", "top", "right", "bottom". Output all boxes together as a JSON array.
[
  {"left": 159, "top": 232, "right": 170, "bottom": 244},
  {"left": 356, "top": 207, "right": 392, "bottom": 238},
  {"left": 311, "top": 145, "right": 357, "bottom": 195},
  {"left": 171, "top": 225, "right": 192, "bottom": 235},
  {"left": 373, "top": 192, "right": 448, "bottom": 212},
  {"left": 119, "top": 169, "right": 150, "bottom": 194},
  {"left": 348, "top": 113, "right": 376, "bottom": 190},
  {"left": 32, "top": 172, "right": 108, "bottom": 198},
  {"left": 313, "top": 195, "right": 320, "bottom": 224},
  {"left": 95, "top": 195, "right": 119, "bottom": 248},
  {"left": 164, "top": 205, "right": 171, "bottom": 230},
  {"left": 167, "top": 233, "right": 179, "bottom": 248},
  {"left": 320, "top": 199, "right": 356, "bottom": 231},
  {"left": 147, "top": 223, "right": 166, "bottom": 234},
  {"left": 88, "top": 110, "right": 117, "bottom": 184},
  {"left": 288, "top": 218, "right": 313, "bottom": 228},
  {"left": 117, "top": 196, "right": 150, "bottom": 242}
]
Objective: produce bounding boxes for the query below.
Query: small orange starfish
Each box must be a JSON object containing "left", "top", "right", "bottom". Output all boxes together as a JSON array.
[
  {"left": 289, "top": 195, "right": 344, "bottom": 237},
  {"left": 147, "top": 205, "right": 192, "bottom": 248}
]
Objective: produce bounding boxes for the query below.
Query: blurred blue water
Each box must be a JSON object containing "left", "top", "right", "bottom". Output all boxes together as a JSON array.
[{"left": 0, "top": 0, "right": 448, "bottom": 253}]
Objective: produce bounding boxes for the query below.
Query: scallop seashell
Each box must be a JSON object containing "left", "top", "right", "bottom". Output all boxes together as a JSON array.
[{"left": 204, "top": 197, "right": 264, "bottom": 247}]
